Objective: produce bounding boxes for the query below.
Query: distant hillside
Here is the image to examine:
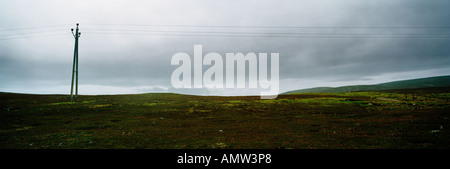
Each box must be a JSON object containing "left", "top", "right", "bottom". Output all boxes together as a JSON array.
[{"left": 283, "top": 75, "right": 450, "bottom": 94}]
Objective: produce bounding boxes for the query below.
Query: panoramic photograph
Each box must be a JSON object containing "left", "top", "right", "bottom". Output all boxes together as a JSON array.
[{"left": 1, "top": 0, "right": 449, "bottom": 167}]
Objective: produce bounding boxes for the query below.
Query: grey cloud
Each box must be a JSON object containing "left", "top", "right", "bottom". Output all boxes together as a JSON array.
[{"left": 1, "top": 0, "right": 449, "bottom": 95}]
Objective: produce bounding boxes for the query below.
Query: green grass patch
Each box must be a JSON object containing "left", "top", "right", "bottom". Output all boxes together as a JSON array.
[{"left": 1, "top": 91, "right": 449, "bottom": 149}]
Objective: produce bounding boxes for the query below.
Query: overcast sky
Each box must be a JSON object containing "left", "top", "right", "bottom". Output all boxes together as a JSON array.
[{"left": 1, "top": 0, "right": 449, "bottom": 95}]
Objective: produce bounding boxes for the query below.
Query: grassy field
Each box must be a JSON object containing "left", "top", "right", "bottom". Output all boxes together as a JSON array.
[{"left": 1, "top": 89, "right": 449, "bottom": 149}]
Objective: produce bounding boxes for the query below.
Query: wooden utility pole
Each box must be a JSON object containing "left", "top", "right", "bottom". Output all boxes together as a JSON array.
[{"left": 70, "top": 23, "right": 81, "bottom": 102}]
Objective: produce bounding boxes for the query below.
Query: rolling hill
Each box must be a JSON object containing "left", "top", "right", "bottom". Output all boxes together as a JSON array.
[{"left": 283, "top": 75, "right": 450, "bottom": 94}]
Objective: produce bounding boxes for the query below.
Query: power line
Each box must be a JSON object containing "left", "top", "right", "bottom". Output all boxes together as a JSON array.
[
  {"left": 82, "top": 31, "right": 450, "bottom": 39},
  {"left": 1, "top": 23, "right": 450, "bottom": 40},
  {"left": 0, "top": 24, "right": 71, "bottom": 32},
  {"left": 0, "top": 29, "right": 67, "bottom": 37},
  {"left": 83, "top": 28, "right": 450, "bottom": 36},
  {"left": 0, "top": 33, "right": 68, "bottom": 40},
  {"left": 0, "top": 24, "right": 71, "bottom": 40},
  {"left": 83, "top": 23, "right": 450, "bottom": 29},
  {"left": 3, "top": 23, "right": 450, "bottom": 33},
  {"left": 81, "top": 25, "right": 450, "bottom": 38}
]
